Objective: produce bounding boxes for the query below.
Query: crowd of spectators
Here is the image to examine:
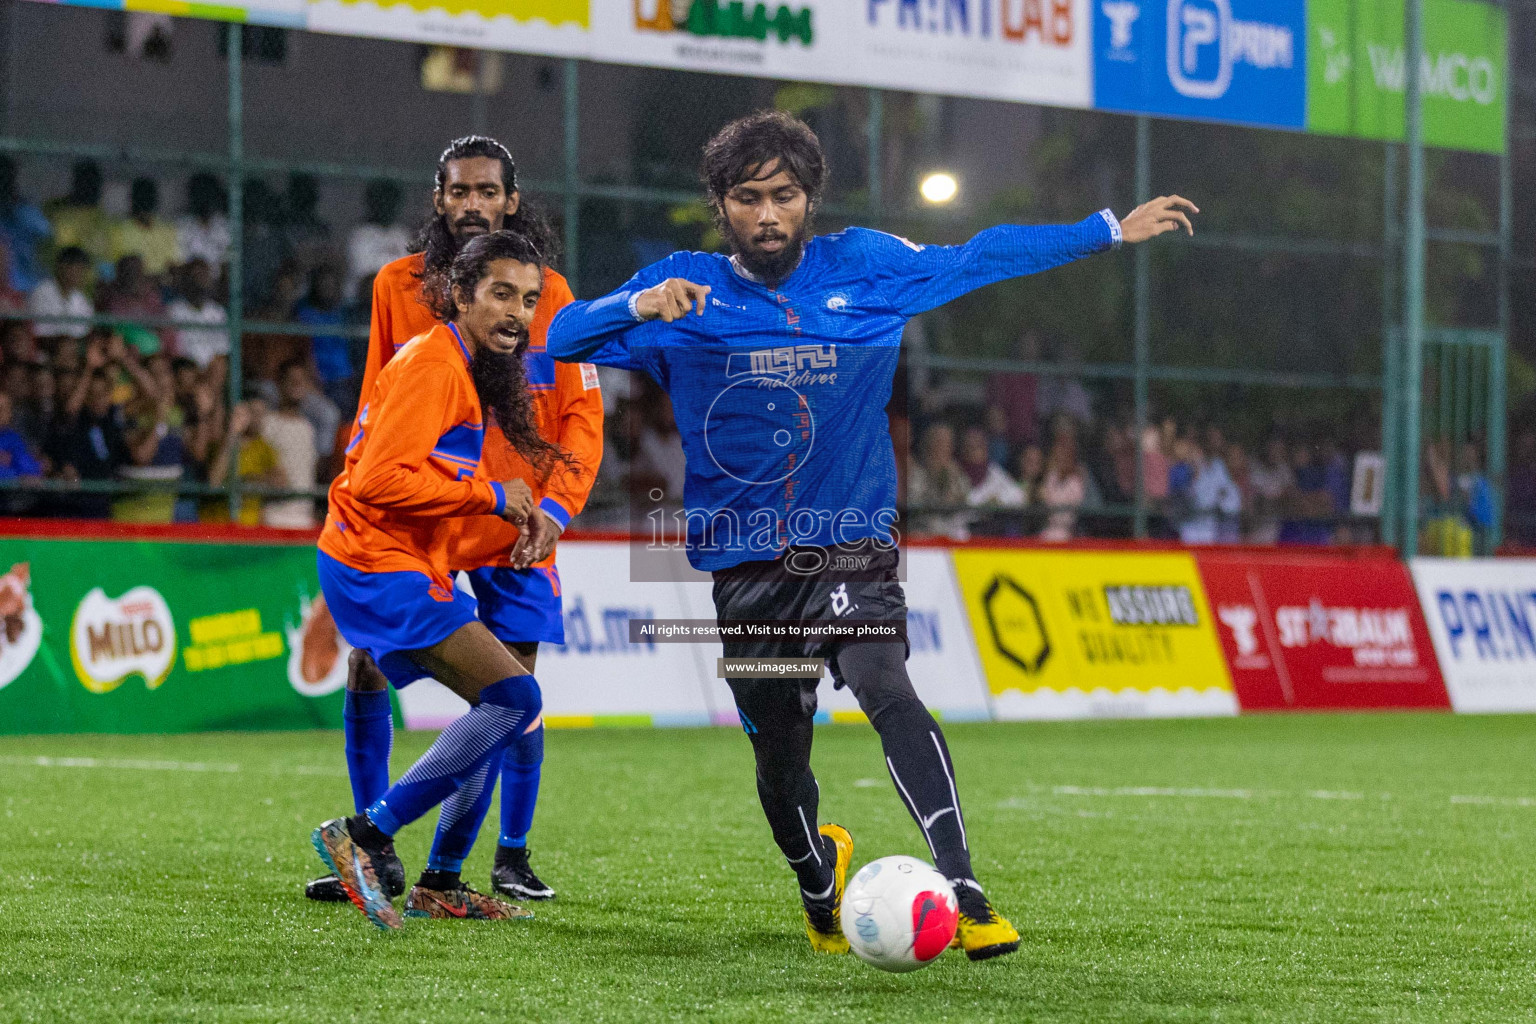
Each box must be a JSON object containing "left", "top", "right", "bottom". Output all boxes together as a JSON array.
[
  {"left": 0, "top": 155, "right": 1520, "bottom": 549},
  {"left": 0, "top": 155, "right": 416, "bottom": 527}
]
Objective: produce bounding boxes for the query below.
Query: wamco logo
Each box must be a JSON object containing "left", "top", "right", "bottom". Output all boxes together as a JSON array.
[
  {"left": 1166, "top": 0, "right": 1293, "bottom": 99},
  {"left": 635, "top": 0, "right": 814, "bottom": 45}
]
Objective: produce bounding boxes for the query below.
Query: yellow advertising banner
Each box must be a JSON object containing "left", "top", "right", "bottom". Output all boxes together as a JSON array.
[{"left": 951, "top": 548, "right": 1237, "bottom": 719}]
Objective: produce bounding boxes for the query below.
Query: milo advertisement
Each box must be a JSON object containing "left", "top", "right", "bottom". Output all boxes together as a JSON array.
[{"left": 0, "top": 535, "right": 359, "bottom": 734}]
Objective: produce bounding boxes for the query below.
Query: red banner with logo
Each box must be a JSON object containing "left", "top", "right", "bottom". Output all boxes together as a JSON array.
[{"left": 1195, "top": 549, "right": 1449, "bottom": 711}]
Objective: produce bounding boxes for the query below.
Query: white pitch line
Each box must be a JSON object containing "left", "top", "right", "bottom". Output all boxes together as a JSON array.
[
  {"left": 1052, "top": 785, "right": 1255, "bottom": 799},
  {"left": 0, "top": 755, "right": 241, "bottom": 773},
  {"left": 1450, "top": 795, "right": 1536, "bottom": 808}
]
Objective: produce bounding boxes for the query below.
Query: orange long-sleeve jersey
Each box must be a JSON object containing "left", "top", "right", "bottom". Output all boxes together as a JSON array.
[
  {"left": 362, "top": 252, "right": 603, "bottom": 570},
  {"left": 320, "top": 323, "right": 510, "bottom": 589}
]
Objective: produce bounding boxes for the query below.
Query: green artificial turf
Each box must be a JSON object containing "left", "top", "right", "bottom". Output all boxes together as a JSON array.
[{"left": 2, "top": 713, "right": 1535, "bottom": 1022}]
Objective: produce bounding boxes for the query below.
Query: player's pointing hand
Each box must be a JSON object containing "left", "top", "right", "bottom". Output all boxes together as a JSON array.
[
  {"left": 1119, "top": 195, "right": 1199, "bottom": 244},
  {"left": 636, "top": 279, "right": 711, "bottom": 322}
]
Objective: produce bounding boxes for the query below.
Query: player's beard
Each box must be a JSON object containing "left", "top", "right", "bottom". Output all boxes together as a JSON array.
[
  {"left": 470, "top": 338, "right": 570, "bottom": 475},
  {"left": 723, "top": 219, "right": 810, "bottom": 287}
]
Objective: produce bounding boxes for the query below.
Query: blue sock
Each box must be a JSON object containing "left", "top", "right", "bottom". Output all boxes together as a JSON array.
[
  {"left": 427, "top": 758, "right": 498, "bottom": 872},
  {"left": 343, "top": 689, "right": 392, "bottom": 814},
  {"left": 367, "top": 675, "right": 541, "bottom": 837},
  {"left": 498, "top": 723, "right": 543, "bottom": 849}
]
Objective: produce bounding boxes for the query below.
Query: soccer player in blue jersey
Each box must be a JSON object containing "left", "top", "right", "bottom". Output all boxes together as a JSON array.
[{"left": 546, "top": 111, "right": 1197, "bottom": 960}]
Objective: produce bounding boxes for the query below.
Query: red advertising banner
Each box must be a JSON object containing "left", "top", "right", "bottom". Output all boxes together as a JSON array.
[{"left": 1196, "top": 550, "right": 1450, "bottom": 711}]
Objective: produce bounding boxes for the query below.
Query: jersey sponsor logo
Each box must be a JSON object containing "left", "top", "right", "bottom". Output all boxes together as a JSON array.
[
  {"left": 825, "top": 292, "right": 850, "bottom": 311},
  {"left": 725, "top": 344, "right": 838, "bottom": 379},
  {"left": 70, "top": 585, "right": 177, "bottom": 694},
  {"left": 1102, "top": 584, "right": 1199, "bottom": 626},
  {"left": 580, "top": 363, "right": 601, "bottom": 390}
]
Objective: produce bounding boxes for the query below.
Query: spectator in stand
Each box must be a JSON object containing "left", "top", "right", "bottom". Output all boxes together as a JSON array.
[
  {"left": 98, "top": 254, "right": 172, "bottom": 355},
  {"left": 909, "top": 422, "right": 970, "bottom": 539},
  {"left": 206, "top": 396, "right": 283, "bottom": 526},
  {"left": 260, "top": 359, "right": 319, "bottom": 529},
  {"left": 1246, "top": 435, "right": 1293, "bottom": 544},
  {"left": 21, "top": 365, "right": 57, "bottom": 466},
  {"left": 29, "top": 246, "right": 94, "bottom": 340},
  {"left": 629, "top": 393, "right": 687, "bottom": 503},
  {"left": 170, "top": 356, "right": 223, "bottom": 478},
  {"left": 346, "top": 179, "right": 410, "bottom": 298},
  {"left": 0, "top": 156, "right": 52, "bottom": 294},
  {"left": 1176, "top": 435, "right": 1242, "bottom": 544},
  {"left": 1038, "top": 432, "right": 1087, "bottom": 542},
  {"left": 44, "top": 159, "right": 110, "bottom": 279},
  {"left": 110, "top": 178, "right": 182, "bottom": 282},
  {"left": 1139, "top": 425, "right": 1169, "bottom": 505},
  {"left": 257, "top": 358, "right": 338, "bottom": 477},
  {"left": 176, "top": 172, "right": 230, "bottom": 272},
  {"left": 983, "top": 405, "right": 1012, "bottom": 468},
  {"left": 985, "top": 329, "right": 1042, "bottom": 449},
  {"left": 1455, "top": 440, "right": 1495, "bottom": 537},
  {"left": 292, "top": 263, "right": 354, "bottom": 410},
  {"left": 0, "top": 319, "right": 35, "bottom": 365},
  {"left": 1099, "top": 421, "right": 1138, "bottom": 506},
  {"left": 166, "top": 258, "right": 228, "bottom": 367},
  {"left": 1013, "top": 443, "right": 1045, "bottom": 505},
  {"left": 0, "top": 244, "right": 30, "bottom": 313},
  {"left": 959, "top": 424, "right": 1025, "bottom": 508},
  {"left": 281, "top": 173, "right": 331, "bottom": 277},
  {"left": 1036, "top": 337, "right": 1094, "bottom": 432},
  {"left": 1506, "top": 429, "right": 1536, "bottom": 546},
  {"left": 55, "top": 361, "right": 131, "bottom": 519},
  {"left": 0, "top": 393, "right": 42, "bottom": 483},
  {"left": 241, "top": 179, "right": 288, "bottom": 311},
  {"left": 1281, "top": 441, "right": 1337, "bottom": 545}
]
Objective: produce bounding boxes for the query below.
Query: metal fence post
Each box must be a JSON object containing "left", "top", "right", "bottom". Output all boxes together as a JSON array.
[
  {"left": 226, "top": 22, "right": 245, "bottom": 521},
  {"left": 1380, "top": 143, "right": 1399, "bottom": 547},
  {"left": 562, "top": 58, "right": 580, "bottom": 297},
  {"left": 1132, "top": 115, "right": 1151, "bottom": 539},
  {"left": 1399, "top": 0, "right": 1425, "bottom": 558},
  {"left": 866, "top": 88, "right": 883, "bottom": 219},
  {"left": 1491, "top": 17, "right": 1512, "bottom": 551}
]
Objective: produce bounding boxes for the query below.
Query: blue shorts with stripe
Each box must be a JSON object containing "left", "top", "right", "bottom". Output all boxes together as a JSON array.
[
  {"left": 463, "top": 565, "right": 564, "bottom": 645},
  {"left": 317, "top": 549, "right": 479, "bottom": 688}
]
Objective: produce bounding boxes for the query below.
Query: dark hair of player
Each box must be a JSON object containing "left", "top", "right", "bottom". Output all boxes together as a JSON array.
[
  {"left": 411, "top": 134, "right": 561, "bottom": 282},
  {"left": 700, "top": 111, "right": 826, "bottom": 222},
  {"left": 433, "top": 230, "right": 572, "bottom": 476}
]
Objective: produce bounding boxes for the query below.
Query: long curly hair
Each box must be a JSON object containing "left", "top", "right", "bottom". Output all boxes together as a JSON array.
[
  {"left": 410, "top": 135, "right": 561, "bottom": 285},
  {"left": 431, "top": 231, "right": 573, "bottom": 478}
]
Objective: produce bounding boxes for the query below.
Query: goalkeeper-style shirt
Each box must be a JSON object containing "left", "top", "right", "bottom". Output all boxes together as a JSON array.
[{"left": 547, "top": 212, "right": 1122, "bottom": 571}]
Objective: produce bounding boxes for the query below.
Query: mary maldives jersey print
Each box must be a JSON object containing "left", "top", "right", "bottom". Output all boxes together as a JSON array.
[{"left": 547, "top": 214, "right": 1121, "bottom": 570}]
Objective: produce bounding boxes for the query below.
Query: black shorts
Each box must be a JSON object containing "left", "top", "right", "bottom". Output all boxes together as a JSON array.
[{"left": 711, "top": 541, "right": 907, "bottom": 688}]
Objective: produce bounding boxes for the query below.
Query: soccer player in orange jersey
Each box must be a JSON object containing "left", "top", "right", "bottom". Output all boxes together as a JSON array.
[
  {"left": 306, "top": 137, "right": 602, "bottom": 909},
  {"left": 312, "top": 230, "right": 568, "bottom": 928}
]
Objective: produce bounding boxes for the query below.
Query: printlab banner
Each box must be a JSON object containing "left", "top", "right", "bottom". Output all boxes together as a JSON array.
[
  {"left": 1411, "top": 558, "right": 1536, "bottom": 713},
  {"left": 1197, "top": 549, "right": 1448, "bottom": 711},
  {"left": 0, "top": 537, "right": 350, "bottom": 735},
  {"left": 951, "top": 547, "right": 1238, "bottom": 719}
]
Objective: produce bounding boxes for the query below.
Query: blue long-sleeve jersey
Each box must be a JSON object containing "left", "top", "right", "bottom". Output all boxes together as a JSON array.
[{"left": 548, "top": 211, "right": 1122, "bottom": 571}]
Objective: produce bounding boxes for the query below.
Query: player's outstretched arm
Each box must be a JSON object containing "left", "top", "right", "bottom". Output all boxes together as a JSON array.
[
  {"left": 547, "top": 255, "right": 702, "bottom": 364},
  {"left": 1119, "top": 195, "right": 1199, "bottom": 244},
  {"left": 874, "top": 196, "right": 1198, "bottom": 320}
]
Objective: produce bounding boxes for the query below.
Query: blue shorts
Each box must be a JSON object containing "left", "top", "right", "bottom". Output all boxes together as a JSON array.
[
  {"left": 317, "top": 549, "right": 479, "bottom": 688},
  {"left": 464, "top": 565, "right": 564, "bottom": 645}
]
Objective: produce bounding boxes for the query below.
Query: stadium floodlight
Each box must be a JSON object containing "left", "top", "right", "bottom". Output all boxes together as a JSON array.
[{"left": 919, "top": 172, "right": 958, "bottom": 205}]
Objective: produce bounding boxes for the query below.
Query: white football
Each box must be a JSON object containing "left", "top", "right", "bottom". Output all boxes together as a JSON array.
[{"left": 840, "top": 855, "right": 959, "bottom": 972}]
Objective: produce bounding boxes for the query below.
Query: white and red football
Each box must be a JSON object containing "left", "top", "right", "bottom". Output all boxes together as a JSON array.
[{"left": 840, "top": 855, "right": 959, "bottom": 972}]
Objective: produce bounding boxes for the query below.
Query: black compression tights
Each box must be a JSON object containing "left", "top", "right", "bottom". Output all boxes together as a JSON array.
[{"left": 729, "top": 642, "right": 976, "bottom": 897}]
